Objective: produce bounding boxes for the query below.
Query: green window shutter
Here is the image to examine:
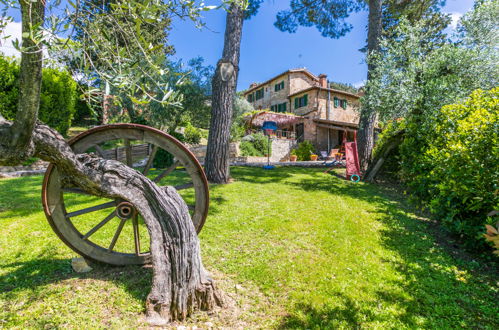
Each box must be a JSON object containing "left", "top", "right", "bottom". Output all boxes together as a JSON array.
[
  {"left": 294, "top": 98, "right": 299, "bottom": 109},
  {"left": 334, "top": 97, "right": 338, "bottom": 108},
  {"left": 342, "top": 99, "right": 347, "bottom": 109},
  {"left": 344, "top": 99, "right": 348, "bottom": 109},
  {"left": 304, "top": 94, "right": 308, "bottom": 106},
  {"left": 283, "top": 103, "right": 286, "bottom": 112}
]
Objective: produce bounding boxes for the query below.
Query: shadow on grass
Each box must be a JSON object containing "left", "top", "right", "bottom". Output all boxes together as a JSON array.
[
  {"left": 275, "top": 173, "right": 498, "bottom": 328},
  {"left": 230, "top": 166, "right": 299, "bottom": 184},
  {"left": 0, "top": 257, "right": 151, "bottom": 302}
]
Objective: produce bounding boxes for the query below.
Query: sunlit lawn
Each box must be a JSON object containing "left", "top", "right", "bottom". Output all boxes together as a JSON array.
[{"left": 0, "top": 167, "right": 497, "bottom": 328}]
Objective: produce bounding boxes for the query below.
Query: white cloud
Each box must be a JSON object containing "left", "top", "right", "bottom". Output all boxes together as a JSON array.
[
  {"left": 353, "top": 80, "right": 366, "bottom": 89},
  {"left": 0, "top": 21, "right": 22, "bottom": 58},
  {"left": 448, "top": 12, "right": 463, "bottom": 30}
]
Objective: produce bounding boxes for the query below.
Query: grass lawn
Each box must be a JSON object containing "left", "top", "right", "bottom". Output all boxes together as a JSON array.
[{"left": 0, "top": 167, "right": 497, "bottom": 328}]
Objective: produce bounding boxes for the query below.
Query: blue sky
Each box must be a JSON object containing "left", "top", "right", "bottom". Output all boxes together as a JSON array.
[
  {"left": 1, "top": 0, "right": 475, "bottom": 90},
  {"left": 169, "top": 0, "right": 475, "bottom": 90}
]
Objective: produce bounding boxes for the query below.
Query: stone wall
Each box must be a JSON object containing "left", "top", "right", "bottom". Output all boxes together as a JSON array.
[
  {"left": 270, "top": 138, "right": 297, "bottom": 162},
  {"left": 189, "top": 143, "right": 240, "bottom": 164},
  {"left": 245, "top": 71, "right": 317, "bottom": 111},
  {"left": 289, "top": 72, "right": 318, "bottom": 94},
  {"left": 317, "top": 90, "right": 360, "bottom": 123}
]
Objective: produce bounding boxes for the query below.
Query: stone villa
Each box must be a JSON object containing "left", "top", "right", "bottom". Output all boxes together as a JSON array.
[{"left": 243, "top": 68, "right": 362, "bottom": 153}]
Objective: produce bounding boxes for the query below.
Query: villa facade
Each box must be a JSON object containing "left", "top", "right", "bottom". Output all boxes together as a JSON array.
[{"left": 243, "top": 68, "right": 362, "bottom": 153}]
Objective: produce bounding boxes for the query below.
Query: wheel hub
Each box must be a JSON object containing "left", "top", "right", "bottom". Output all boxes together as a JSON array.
[{"left": 116, "top": 201, "right": 136, "bottom": 220}]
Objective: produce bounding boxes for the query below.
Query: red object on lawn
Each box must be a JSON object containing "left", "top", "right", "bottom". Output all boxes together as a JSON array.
[{"left": 345, "top": 131, "right": 361, "bottom": 181}]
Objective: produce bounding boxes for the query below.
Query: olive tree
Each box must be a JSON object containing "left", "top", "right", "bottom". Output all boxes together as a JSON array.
[{"left": 0, "top": 0, "right": 222, "bottom": 324}]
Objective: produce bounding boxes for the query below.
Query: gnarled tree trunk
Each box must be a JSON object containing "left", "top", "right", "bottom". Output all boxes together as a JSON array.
[
  {"left": 0, "top": 0, "right": 221, "bottom": 325},
  {"left": 364, "top": 129, "right": 405, "bottom": 182},
  {"left": 357, "top": 0, "right": 383, "bottom": 172},
  {"left": 205, "top": 3, "right": 244, "bottom": 183}
]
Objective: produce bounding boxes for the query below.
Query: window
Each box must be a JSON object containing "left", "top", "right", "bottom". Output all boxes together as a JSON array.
[
  {"left": 274, "top": 81, "right": 285, "bottom": 92},
  {"left": 278, "top": 102, "right": 286, "bottom": 113},
  {"left": 255, "top": 88, "right": 264, "bottom": 100},
  {"left": 247, "top": 93, "right": 254, "bottom": 102},
  {"left": 341, "top": 99, "right": 348, "bottom": 109},
  {"left": 271, "top": 103, "right": 287, "bottom": 113},
  {"left": 294, "top": 94, "right": 308, "bottom": 109},
  {"left": 334, "top": 97, "right": 339, "bottom": 108}
]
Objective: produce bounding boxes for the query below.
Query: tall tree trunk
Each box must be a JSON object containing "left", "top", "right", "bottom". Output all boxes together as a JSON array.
[
  {"left": 0, "top": 0, "right": 221, "bottom": 324},
  {"left": 0, "top": 0, "right": 45, "bottom": 165},
  {"left": 205, "top": 3, "right": 244, "bottom": 183},
  {"left": 357, "top": 0, "right": 383, "bottom": 172}
]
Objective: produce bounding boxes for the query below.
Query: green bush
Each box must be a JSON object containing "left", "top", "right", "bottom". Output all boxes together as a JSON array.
[
  {"left": 294, "top": 140, "right": 315, "bottom": 161},
  {"left": 377, "top": 89, "right": 499, "bottom": 249},
  {"left": 183, "top": 123, "right": 201, "bottom": 144},
  {"left": 39, "top": 68, "right": 77, "bottom": 135},
  {"left": 240, "top": 132, "right": 271, "bottom": 157},
  {"left": 0, "top": 56, "right": 19, "bottom": 120},
  {"left": 153, "top": 131, "right": 185, "bottom": 168},
  {"left": 423, "top": 88, "right": 498, "bottom": 248},
  {"left": 0, "top": 56, "right": 77, "bottom": 135}
]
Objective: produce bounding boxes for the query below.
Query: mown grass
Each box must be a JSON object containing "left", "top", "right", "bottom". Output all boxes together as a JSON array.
[{"left": 0, "top": 167, "right": 497, "bottom": 329}]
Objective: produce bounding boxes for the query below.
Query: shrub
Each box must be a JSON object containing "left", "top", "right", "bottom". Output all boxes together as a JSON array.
[
  {"left": 0, "top": 56, "right": 19, "bottom": 120},
  {"left": 153, "top": 131, "right": 185, "bottom": 168},
  {"left": 422, "top": 88, "right": 498, "bottom": 248},
  {"left": 184, "top": 123, "right": 201, "bottom": 144},
  {"left": 240, "top": 132, "right": 271, "bottom": 157},
  {"left": 240, "top": 140, "right": 260, "bottom": 156},
  {"left": 295, "top": 141, "right": 315, "bottom": 161},
  {"left": 0, "top": 56, "right": 77, "bottom": 135},
  {"left": 378, "top": 89, "right": 499, "bottom": 250},
  {"left": 39, "top": 68, "right": 77, "bottom": 135}
]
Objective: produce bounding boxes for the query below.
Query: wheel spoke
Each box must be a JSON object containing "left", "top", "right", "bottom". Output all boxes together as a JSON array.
[
  {"left": 108, "top": 217, "right": 127, "bottom": 251},
  {"left": 124, "top": 139, "right": 133, "bottom": 167},
  {"left": 153, "top": 160, "right": 179, "bottom": 183},
  {"left": 82, "top": 211, "right": 116, "bottom": 240},
  {"left": 175, "top": 182, "right": 194, "bottom": 190},
  {"left": 66, "top": 201, "right": 116, "bottom": 219},
  {"left": 142, "top": 145, "right": 158, "bottom": 176},
  {"left": 132, "top": 214, "right": 140, "bottom": 255}
]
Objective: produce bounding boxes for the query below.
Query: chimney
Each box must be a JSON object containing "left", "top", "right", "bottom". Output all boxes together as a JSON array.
[
  {"left": 318, "top": 74, "right": 328, "bottom": 88},
  {"left": 249, "top": 82, "right": 258, "bottom": 89}
]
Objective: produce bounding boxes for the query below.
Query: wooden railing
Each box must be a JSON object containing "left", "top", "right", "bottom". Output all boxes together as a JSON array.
[
  {"left": 99, "top": 143, "right": 151, "bottom": 163},
  {"left": 250, "top": 129, "right": 296, "bottom": 140}
]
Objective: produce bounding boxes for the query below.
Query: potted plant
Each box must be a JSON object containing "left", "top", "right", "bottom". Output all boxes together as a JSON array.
[
  {"left": 290, "top": 149, "right": 297, "bottom": 162},
  {"left": 310, "top": 154, "right": 318, "bottom": 161}
]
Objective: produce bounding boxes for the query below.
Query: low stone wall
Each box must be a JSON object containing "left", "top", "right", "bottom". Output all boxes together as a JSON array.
[
  {"left": 190, "top": 140, "right": 296, "bottom": 164},
  {"left": 189, "top": 143, "right": 241, "bottom": 164},
  {"left": 270, "top": 138, "right": 297, "bottom": 162},
  {"left": 231, "top": 156, "right": 267, "bottom": 164},
  {"left": 0, "top": 160, "right": 49, "bottom": 178},
  {"left": 0, "top": 161, "right": 48, "bottom": 173}
]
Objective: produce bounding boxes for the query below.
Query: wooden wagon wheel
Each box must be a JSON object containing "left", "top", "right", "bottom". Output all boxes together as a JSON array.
[{"left": 42, "top": 124, "right": 209, "bottom": 265}]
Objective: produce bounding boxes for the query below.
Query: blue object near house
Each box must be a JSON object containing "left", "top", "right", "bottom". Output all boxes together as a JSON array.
[
  {"left": 261, "top": 121, "right": 277, "bottom": 170},
  {"left": 262, "top": 121, "right": 278, "bottom": 131}
]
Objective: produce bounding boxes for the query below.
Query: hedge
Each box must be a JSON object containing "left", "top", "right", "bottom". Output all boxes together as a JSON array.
[
  {"left": 377, "top": 88, "right": 498, "bottom": 250},
  {"left": 0, "top": 56, "right": 77, "bottom": 135}
]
